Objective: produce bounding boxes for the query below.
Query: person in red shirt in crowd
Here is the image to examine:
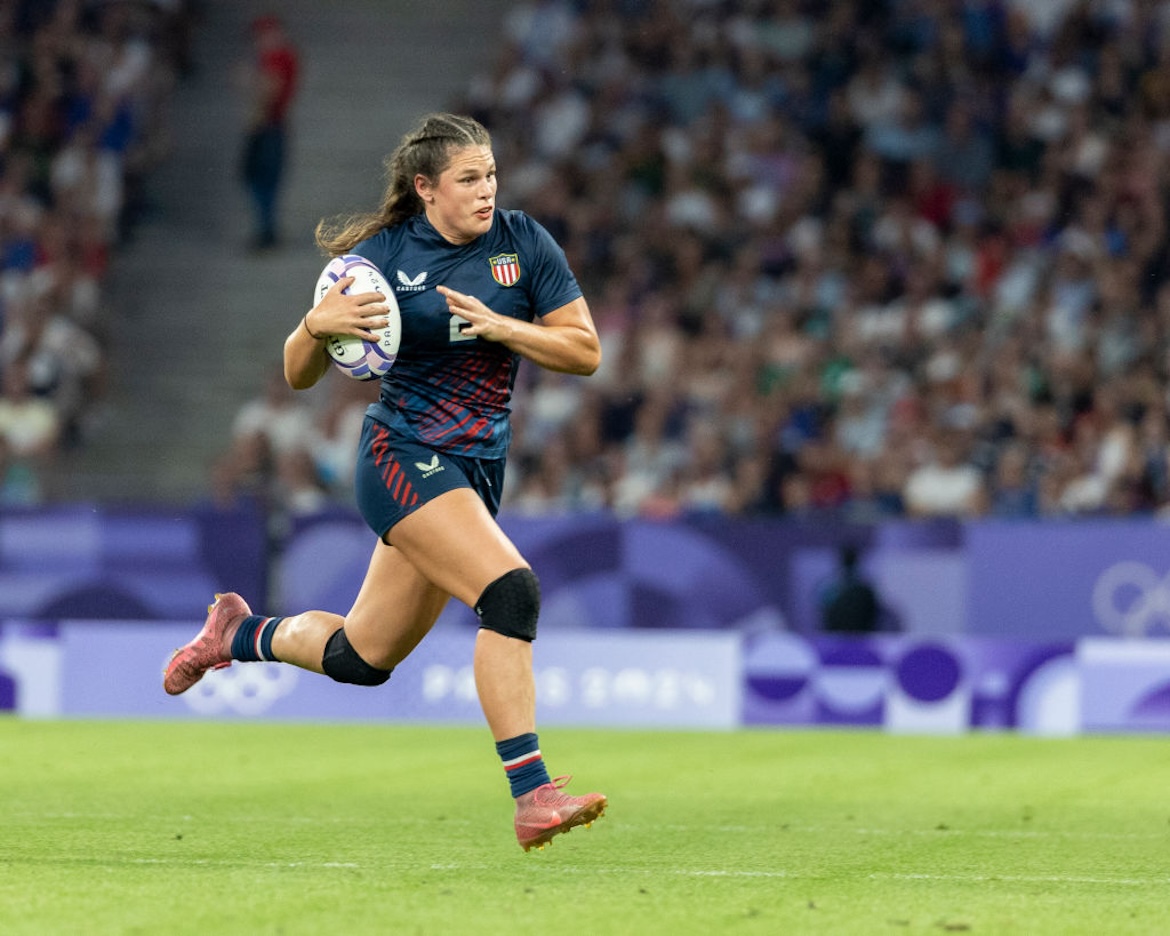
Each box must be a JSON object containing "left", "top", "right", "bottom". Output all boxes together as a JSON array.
[{"left": 240, "top": 14, "right": 299, "bottom": 251}]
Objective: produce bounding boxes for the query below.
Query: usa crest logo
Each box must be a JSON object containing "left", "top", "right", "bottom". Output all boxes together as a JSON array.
[{"left": 489, "top": 253, "right": 520, "bottom": 287}]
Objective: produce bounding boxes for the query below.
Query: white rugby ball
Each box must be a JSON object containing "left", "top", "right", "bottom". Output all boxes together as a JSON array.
[{"left": 312, "top": 254, "right": 401, "bottom": 381}]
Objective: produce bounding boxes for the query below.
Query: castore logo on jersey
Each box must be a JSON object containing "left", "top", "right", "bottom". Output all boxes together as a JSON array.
[{"left": 396, "top": 270, "right": 428, "bottom": 290}]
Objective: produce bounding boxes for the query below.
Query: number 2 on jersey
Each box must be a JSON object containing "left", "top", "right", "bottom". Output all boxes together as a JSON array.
[{"left": 449, "top": 314, "right": 476, "bottom": 343}]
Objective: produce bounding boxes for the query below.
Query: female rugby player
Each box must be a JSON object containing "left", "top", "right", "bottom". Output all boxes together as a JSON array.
[{"left": 165, "top": 113, "right": 606, "bottom": 852}]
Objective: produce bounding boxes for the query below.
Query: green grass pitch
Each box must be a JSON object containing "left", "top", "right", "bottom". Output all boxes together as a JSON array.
[{"left": 1, "top": 719, "right": 1167, "bottom": 935}]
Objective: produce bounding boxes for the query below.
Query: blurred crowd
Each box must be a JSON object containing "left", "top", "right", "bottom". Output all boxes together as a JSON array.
[
  {"left": 0, "top": 0, "right": 196, "bottom": 505},
  {"left": 226, "top": 0, "right": 1170, "bottom": 523}
]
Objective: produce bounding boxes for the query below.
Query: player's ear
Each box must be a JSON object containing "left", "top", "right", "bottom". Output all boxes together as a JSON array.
[{"left": 414, "top": 174, "right": 434, "bottom": 204}]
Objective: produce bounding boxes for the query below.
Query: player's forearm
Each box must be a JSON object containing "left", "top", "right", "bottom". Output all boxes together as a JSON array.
[
  {"left": 436, "top": 289, "right": 600, "bottom": 375},
  {"left": 283, "top": 319, "right": 331, "bottom": 389},
  {"left": 501, "top": 319, "right": 601, "bottom": 375}
]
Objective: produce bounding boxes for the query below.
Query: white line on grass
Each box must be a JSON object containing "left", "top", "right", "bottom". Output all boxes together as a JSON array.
[
  {"left": 645, "top": 822, "right": 1166, "bottom": 841},
  {"left": 435, "top": 865, "right": 1170, "bottom": 887},
  {"left": 125, "top": 858, "right": 361, "bottom": 868},
  {"left": 872, "top": 872, "right": 1170, "bottom": 887},
  {"left": 429, "top": 863, "right": 793, "bottom": 879},
  {"left": 847, "top": 826, "right": 1159, "bottom": 841}
]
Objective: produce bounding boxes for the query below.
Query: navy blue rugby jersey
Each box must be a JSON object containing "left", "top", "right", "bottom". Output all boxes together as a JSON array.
[{"left": 352, "top": 208, "right": 582, "bottom": 459}]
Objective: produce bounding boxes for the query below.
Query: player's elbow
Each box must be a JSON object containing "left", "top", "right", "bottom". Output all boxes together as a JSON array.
[
  {"left": 574, "top": 353, "right": 600, "bottom": 377},
  {"left": 574, "top": 338, "right": 602, "bottom": 376},
  {"left": 285, "top": 370, "right": 314, "bottom": 391}
]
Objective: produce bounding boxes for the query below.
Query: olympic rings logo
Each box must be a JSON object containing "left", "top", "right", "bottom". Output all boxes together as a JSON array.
[
  {"left": 174, "top": 661, "right": 300, "bottom": 716},
  {"left": 1091, "top": 561, "right": 1170, "bottom": 637}
]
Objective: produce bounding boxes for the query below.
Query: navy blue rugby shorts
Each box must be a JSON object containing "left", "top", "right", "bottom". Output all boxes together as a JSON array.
[{"left": 354, "top": 415, "right": 504, "bottom": 539}]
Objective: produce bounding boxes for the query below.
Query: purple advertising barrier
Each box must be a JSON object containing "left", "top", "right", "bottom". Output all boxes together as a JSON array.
[
  {"left": 275, "top": 511, "right": 963, "bottom": 637},
  {"left": 279, "top": 515, "right": 749, "bottom": 629},
  {"left": 6, "top": 617, "right": 1169, "bottom": 734},
  {"left": 967, "top": 520, "right": 1170, "bottom": 640},
  {"left": 279, "top": 512, "right": 776, "bottom": 631},
  {"left": 741, "top": 631, "right": 1078, "bottom": 735},
  {"left": 56, "top": 621, "right": 741, "bottom": 728},
  {"left": 0, "top": 620, "right": 62, "bottom": 716},
  {"left": 0, "top": 503, "right": 267, "bottom": 619},
  {"left": 788, "top": 545, "right": 966, "bottom": 636},
  {"left": 1080, "top": 638, "right": 1170, "bottom": 733}
]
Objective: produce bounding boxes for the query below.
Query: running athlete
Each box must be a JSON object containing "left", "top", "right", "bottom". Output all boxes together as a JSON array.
[{"left": 164, "top": 113, "right": 606, "bottom": 852}]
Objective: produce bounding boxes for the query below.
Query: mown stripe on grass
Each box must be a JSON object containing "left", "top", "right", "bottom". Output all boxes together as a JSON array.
[{"left": 21, "top": 814, "right": 1170, "bottom": 841}]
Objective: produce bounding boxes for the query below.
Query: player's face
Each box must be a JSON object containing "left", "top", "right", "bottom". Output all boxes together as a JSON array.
[{"left": 420, "top": 145, "right": 497, "bottom": 245}]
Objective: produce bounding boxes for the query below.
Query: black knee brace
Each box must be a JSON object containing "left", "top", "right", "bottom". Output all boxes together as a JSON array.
[
  {"left": 475, "top": 568, "right": 541, "bottom": 642},
  {"left": 322, "top": 628, "right": 393, "bottom": 686}
]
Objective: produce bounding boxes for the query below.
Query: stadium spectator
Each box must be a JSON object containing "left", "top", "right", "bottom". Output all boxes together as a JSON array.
[
  {"left": 903, "top": 428, "right": 986, "bottom": 519},
  {"left": 308, "top": 376, "right": 378, "bottom": 498},
  {"left": 0, "top": 355, "right": 60, "bottom": 460},
  {"left": 0, "top": 431, "right": 39, "bottom": 504},
  {"left": 986, "top": 441, "right": 1040, "bottom": 519},
  {"left": 231, "top": 366, "right": 317, "bottom": 460},
  {"left": 238, "top": 13, "right": 299, "bottom": 252},
  {"left": 818, "top": 544, "right": 899, "bottom": 634}
]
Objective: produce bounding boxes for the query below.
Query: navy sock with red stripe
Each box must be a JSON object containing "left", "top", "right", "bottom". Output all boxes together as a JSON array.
[
  {"left": 496, "top": 732, "right": 551, "bottom": 798},
  {"left": 230, "top": 615, "right": 283, "bottom": 662}
]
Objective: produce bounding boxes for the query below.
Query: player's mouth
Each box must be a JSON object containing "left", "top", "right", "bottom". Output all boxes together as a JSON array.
[{"left": 475, "top": 206, "right": 494, "bottom": 219}]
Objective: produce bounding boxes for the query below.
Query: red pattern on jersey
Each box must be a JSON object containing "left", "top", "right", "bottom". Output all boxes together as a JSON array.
[{"left": 415, "top": 351, "right": 514, "bottom": 452}]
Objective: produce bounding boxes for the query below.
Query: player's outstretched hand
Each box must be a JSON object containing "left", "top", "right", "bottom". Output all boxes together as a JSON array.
[{"left": 437, "top": 285, "right": 514, "bottom": 342}]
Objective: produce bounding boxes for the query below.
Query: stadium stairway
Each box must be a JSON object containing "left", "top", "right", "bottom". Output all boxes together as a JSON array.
[{"left": 58, "top": 0, "right": 511, "bottom": 504}]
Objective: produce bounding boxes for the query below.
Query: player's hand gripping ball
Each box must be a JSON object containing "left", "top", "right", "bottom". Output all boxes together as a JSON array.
[{"left": 312, "top": 255, "right": 401, "bottom": 380}]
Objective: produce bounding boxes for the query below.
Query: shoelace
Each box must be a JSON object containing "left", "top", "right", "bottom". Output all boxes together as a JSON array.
[{"left": 532, "top": 775, "right": 577, "bottom": 805}]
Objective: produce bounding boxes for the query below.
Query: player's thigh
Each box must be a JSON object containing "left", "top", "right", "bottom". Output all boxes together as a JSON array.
[
  {"left": 342, "top": 539, "right": 450, "bottom": 668},
  {"left": 386, "top": 487, "right": 528, "bottom": 609}
]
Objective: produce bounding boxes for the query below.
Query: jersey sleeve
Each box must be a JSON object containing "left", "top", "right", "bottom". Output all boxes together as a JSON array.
[
  {"left": 521, "top": 214, "right": 584, "bottom": 317},
  {"left": 350, "top": 228, "right": 394, "bottom": 271}
]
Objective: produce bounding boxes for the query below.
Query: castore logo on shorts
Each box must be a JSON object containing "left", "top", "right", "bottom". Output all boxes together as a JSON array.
[{"left": 414, "top": 455, "right": 443, "bottom": 478}]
